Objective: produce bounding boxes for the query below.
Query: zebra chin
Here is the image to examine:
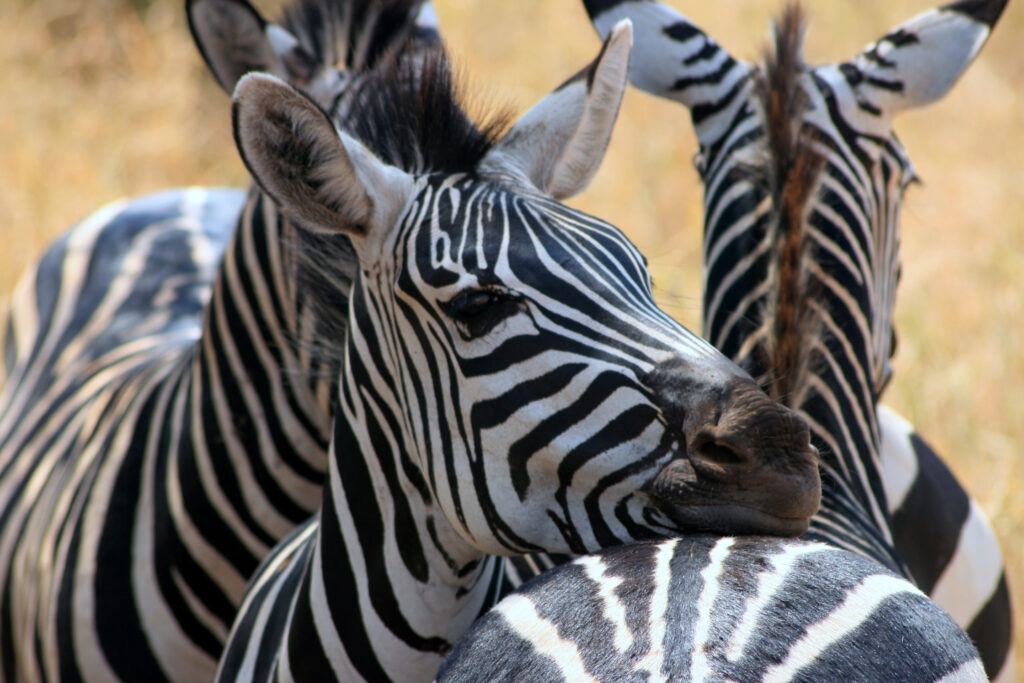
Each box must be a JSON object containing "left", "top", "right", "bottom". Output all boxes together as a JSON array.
[
  {"left": 642, "top": 451, "right": 820, "bottom": 537},
  {"left": 644, "top": 494, "right": 817, "bottom": 538}
]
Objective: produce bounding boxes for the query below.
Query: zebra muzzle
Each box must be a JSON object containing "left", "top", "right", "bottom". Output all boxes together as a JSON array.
[{"left": 643, "top": 375, "right": 821, "bottom": 537}]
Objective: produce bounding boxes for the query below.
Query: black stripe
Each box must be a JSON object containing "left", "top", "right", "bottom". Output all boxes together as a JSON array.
[
  {"left": 967, "top": 572, "right": 1012, "bottom": 680},
  {"left": 93, "top": 384, "right": 171, "bottom": 682},
  {"left": 889, "top": 434, "right": 971, "bottom": 593},
  {"left": 947, "top": 0, "right": 1009, "bottom": 26}
]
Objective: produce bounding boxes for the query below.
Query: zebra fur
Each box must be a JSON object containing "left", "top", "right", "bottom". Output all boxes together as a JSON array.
[
  {"left": 440, "top": 536, "right": 985, "bottom": 682},
  {"left": 436, "top": 8, "right": 988, "bottom": 680},
  {"left": 0, "top": 1, "right": 439, "bottom": 680},
  {"left": 213, "top": 24, "right": 826, "bottom": 681},
  {"left": 583, "top": 0, "right": 1012, "bottom": 678}
]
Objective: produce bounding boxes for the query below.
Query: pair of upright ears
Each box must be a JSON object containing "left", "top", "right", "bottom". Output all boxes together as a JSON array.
[
  {"left": 227, "top": 16, "right": 634, "bottom": 253},
  {"left": 584, "top": 0, "right": 1006, "bottom": 139}
]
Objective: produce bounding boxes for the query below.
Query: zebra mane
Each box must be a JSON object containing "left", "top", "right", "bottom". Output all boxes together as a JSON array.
[
  {"left": 337, "top": 46, "right": 513, "bottom": 175},
  {"left": 279, "top": 0, "right": 425, "bottom": 75},
  {"left": 754, "top": 2, "right": 826, "bottom": 405},
  {"left": 286, "top": 38, "right": 513, "bottom": 373},
  {"left": 280, "top": 0, "right": 512, "bottom": 174}
]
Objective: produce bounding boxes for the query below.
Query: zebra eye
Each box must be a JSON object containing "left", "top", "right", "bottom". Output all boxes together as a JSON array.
[{"left": 442, "top": 288, "right": 520, "bottom": 340}]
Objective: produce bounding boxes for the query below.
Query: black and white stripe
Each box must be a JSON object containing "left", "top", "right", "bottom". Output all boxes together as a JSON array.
[
  {"left": 440, "top": 535, "right": 985, "bottom": 682},
  {"left": 0, "top": 187, "right": 331, "bottom": 681},
  {"left": 0, "top": 2, "right": 439, "bottom": 680},
  {"left": 584, "top": 0, "right": 1011, "bottom": 678},
  {"left": 213, "top": 24, "right": 826, "bottom": 681}
]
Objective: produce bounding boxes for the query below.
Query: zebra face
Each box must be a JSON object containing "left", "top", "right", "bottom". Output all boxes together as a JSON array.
[
  {"left": 371, "top": 176, "right": 821, "bottom": 554},
  {"left": 585, "top": 0, "right": 1006, "bottom": 391},
  {"left": 232, "top": 27, "right": 821, "bottom": 558}
]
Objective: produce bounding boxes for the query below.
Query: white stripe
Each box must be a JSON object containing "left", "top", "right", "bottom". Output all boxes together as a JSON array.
[
  {"left": 726, "top": 543, "right": 832, "bottom": 662},
  {"left": 930, "top": 499, "right": 1004, "bottom": 628},
  {"left": 877, "top": 405, "right": 918, "bottom": 512},
  {"left": 762, "top": 574, "right": 924, "bottom": 683},
  {"left": 578, "top": 555, "right": 633, "bottom": 653},
  {"left": 935, "top": 657, "right": 987, "bottom": 683},
  {"left": 495, "top": 594, "right": 599, "bottom": 683},
  {"left": 691, "top": 537, "right": 735, "bottom": 681},
  {"left": 632, "top": 539, "right": 676, "bottom": 683}
]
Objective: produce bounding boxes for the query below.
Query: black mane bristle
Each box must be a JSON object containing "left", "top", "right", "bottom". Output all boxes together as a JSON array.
[{"left": 339, "top": 46, "right": 513, "bottom": 175}]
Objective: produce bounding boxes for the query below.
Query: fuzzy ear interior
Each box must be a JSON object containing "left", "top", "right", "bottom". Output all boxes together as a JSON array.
[
  {"left": 232, "top": 73, "right": 413, "bottom": 243},
  {"left": 836, "top": 0, "right": 1006, "bottom": 118},
  {"left": 187, "top": 0, "right": 320, "bottom": 93},
  {"left": 482, "top": 19, "right": 633, "bottom": 200}
]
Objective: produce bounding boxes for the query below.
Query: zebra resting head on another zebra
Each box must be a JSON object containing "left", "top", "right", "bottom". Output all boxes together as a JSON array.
[
  {"left": 436, "top": 4, "right": 1000, "bottom": 681},
  {"left": 231, "top": 23, "right": 823, "bottom": 554},
  {"left": 215, "top": 20, "right": 830, "bottom": 681}
]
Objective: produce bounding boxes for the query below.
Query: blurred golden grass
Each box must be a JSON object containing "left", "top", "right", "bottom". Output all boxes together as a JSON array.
[{"left": 1, "top": 0, "right": 1021, "bottom": 666}]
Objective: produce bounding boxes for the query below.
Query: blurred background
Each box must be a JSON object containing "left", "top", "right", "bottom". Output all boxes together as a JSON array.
[{"left": 1, "top": 0, "right": 1021, "bottom": 666}]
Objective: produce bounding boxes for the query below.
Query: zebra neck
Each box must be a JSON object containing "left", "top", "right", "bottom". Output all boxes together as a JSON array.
[
  {"left": 282, "top": 408, "right": 505, "bottom": 681},
  {"left": 701, "top": 151, "right": 897, "bottom": 570},
  {"left": 145, "top": 190, "right": 337, "bottom": 615},
  {"left": 193, "top": 188, "right": 333, "bottom": 469}
]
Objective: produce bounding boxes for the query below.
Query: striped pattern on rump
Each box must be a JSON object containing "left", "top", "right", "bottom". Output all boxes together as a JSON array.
[{"left": 439, "top": 536, "right": 985, "bottom": 682}]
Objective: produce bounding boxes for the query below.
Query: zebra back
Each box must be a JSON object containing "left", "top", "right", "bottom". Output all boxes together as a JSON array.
[
  {"left": 439, "top": 536, "right": 985, "bottom": 682},
  {"left": 0, "top": 1, "right": 443, "bottom": 681}
]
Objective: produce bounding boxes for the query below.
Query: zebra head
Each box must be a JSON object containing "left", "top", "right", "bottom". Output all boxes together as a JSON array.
[
  {"left": 230, "top": 24, "right": 821, "bottom": 558},
  {"left": 583, "top": 0, "right": 1007, "bottom": 393},
  {"left": 188, "top": 0, "right": 439, "bottom": 109}
]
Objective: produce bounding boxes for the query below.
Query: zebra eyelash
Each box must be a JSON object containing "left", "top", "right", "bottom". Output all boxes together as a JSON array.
[{"left": 441, "top": 287, "right": 525, "bottom": 341}]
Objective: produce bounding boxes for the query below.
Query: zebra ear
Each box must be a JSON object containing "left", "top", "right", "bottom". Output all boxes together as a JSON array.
[
  {"left": 839, "top": 0, "right": 1007, "bottom": 117},
  {"left": 412, "top": 1, "right": 442, "bottom": 48},
  {"left": 232, "top": 73, "right": 414, "bottom": 245},
  {"left": 187, "top": 0, "right": 320, "bottom": 93},
  {"left": 482, "top": 19, "right": 632, "bottom": 200},
  {"left": 583, "top": 1, "right": 748, "bottom": 121}
]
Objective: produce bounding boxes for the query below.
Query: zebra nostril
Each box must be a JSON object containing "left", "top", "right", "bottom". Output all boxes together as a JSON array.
[
  {"left": 688, "top": 435, "right": 754, "bottom": 480},
  {"left": 696, "top": 439, "right": 746, "bottom": 466}
]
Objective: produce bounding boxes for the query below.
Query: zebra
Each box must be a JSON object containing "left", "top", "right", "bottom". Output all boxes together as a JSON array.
[
  {"left": 581, "top": 0, "right": 1012, "bottom": 678},
  {"left": 439, "top": 536, "right": 985, "bottom": 682},
  {"left": 212, "top": 23, "right": 827, "bottom": 681},
  {"left": 0, "top": 1, "right": 446, "bottom": 681},
  {"left": 436, "top": 9, "right": 987, "bottom": 680}
]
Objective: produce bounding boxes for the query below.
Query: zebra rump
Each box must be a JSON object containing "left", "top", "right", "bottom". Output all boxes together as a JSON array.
[{"left": 439, "top": 535, "right": 984, "bottom": 682}]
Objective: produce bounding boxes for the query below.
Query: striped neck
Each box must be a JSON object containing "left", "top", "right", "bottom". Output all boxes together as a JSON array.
[
  {"left": 697, "top": 46, "right": 904, "bottom": 571},
  {"left": 156, "top": 189, "right": 340, "bottom": 638},
  {"left": 268, "top": 382, "right": 506, "bottom": 680}
]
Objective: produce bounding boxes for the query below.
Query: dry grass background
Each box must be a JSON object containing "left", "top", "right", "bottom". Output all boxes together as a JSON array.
[{"left": 1, "top": 0, "right": 1021, "bottom": 667}]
